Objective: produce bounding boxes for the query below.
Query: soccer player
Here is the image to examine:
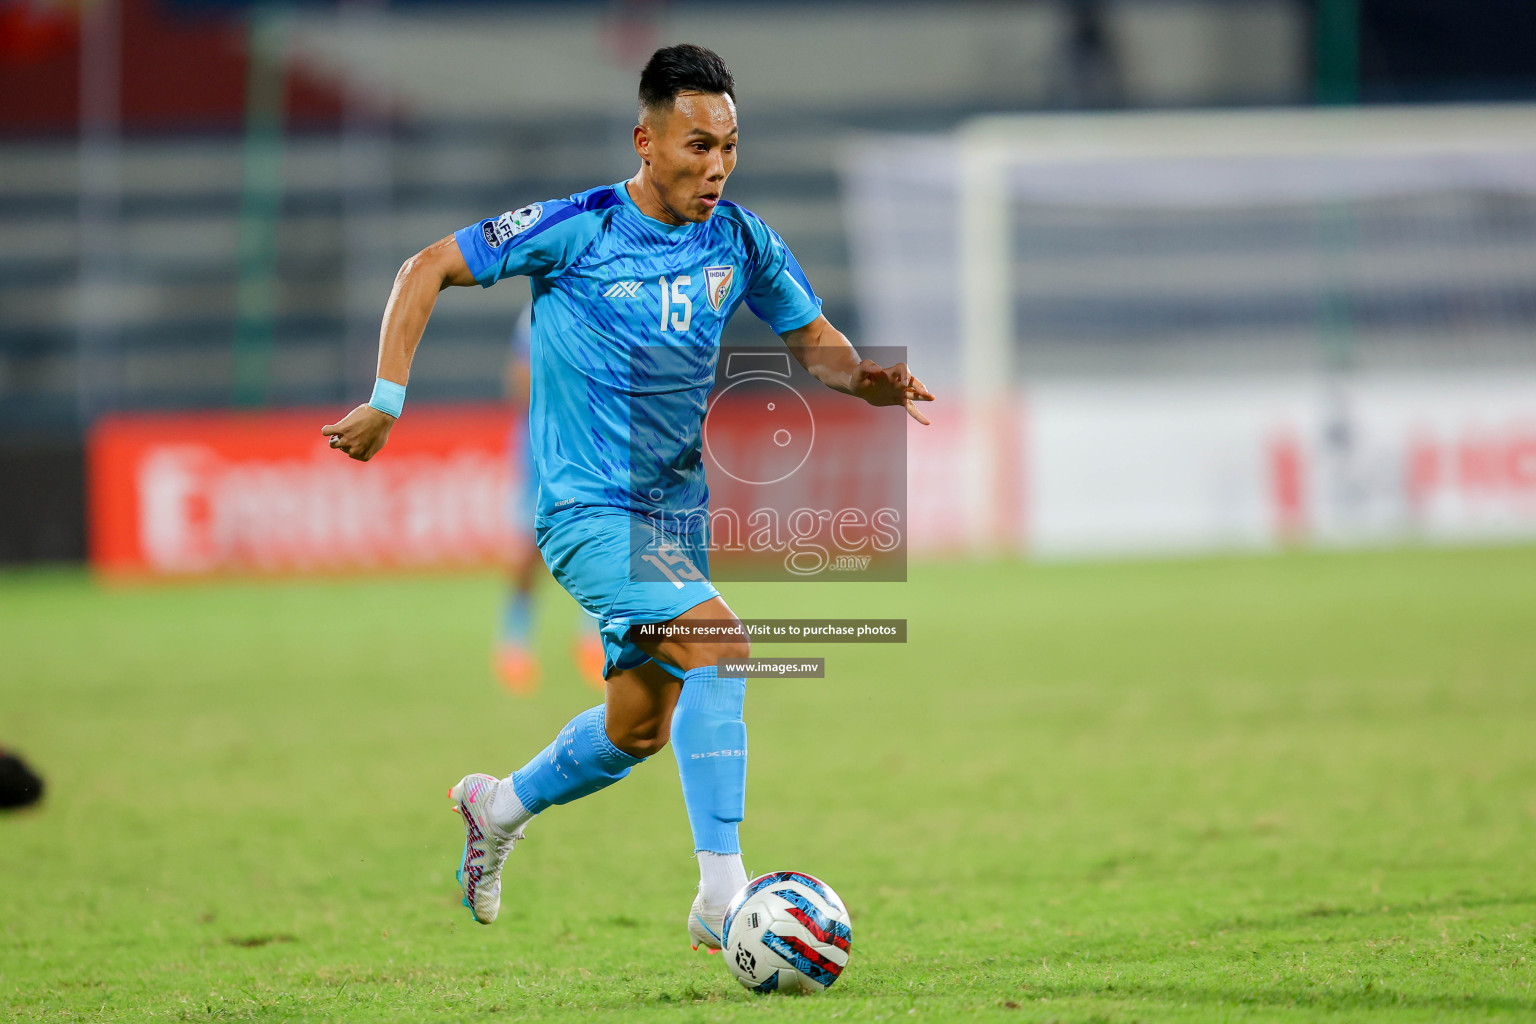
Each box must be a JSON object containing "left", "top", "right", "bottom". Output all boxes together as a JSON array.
[
  {"left": 494, "top": 303, "right": 605, "bottom": 695},
  {"left": 0, "top": 747, "right": 43, "bottom": 810},
  {"left": 321, "top": 44, "right": 932, "bottom": 950}
]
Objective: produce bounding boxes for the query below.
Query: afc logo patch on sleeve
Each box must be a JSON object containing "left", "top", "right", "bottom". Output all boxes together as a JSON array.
[{"left": 482, "top": 204, "right": 543, "bottom": 247}]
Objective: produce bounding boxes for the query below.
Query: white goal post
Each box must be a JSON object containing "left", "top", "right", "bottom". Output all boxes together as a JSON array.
[
  {"left": 956, "top": 104, "right": 1536, "bottom": 403},
  {"left": 843, "top": 105, "right": 1536, "bottom": 553}
]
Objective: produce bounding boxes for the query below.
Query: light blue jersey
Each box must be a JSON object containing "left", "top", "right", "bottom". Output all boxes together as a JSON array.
[{"left": 454, "top": 181, "right": 822, "bottom": 525}]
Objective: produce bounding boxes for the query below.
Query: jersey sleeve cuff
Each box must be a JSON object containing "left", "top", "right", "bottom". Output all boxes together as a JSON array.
[
  {"left": 768, "top": 300, "right": 824, "bottom": 336},
  {"left": 452, "top": 225, "right": 499, "bottom": 288}
]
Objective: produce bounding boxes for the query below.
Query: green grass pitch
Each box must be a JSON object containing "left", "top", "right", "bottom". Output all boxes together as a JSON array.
[{"left": 2, "top": 547, "right": 1535, "bottom": 1022}]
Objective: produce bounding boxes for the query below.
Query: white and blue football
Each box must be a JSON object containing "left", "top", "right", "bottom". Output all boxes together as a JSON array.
[{"left": 721, "top": 871, "right": 852, "bottom": 995}]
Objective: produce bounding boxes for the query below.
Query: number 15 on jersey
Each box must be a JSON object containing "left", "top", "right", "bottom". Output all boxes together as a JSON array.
[{"left": 658, "top": 275, "right": 692, "bottom": 333}]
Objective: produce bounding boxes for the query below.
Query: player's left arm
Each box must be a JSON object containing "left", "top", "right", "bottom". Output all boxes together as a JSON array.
[{"left": 781, "top": 315, "right": 934, "bottom": 425}]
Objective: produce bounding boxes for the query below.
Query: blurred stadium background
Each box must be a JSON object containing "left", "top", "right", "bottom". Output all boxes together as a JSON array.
[
  {"left": 5, "top": 3, "right": 1536, "bottom": 1019},
  {"left": 1, "top": 0, "right": 1533, "bottom": 571}
]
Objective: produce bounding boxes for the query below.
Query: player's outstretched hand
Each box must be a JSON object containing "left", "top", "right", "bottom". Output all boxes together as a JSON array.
[
  {"left": 321, "top": 404, "right": 395, "bottom": 462},
  {"left": 850, "top": 359, "right": 934, "bottom": 425}
]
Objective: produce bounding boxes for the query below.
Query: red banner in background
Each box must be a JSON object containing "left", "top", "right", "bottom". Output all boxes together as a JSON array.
[
  {"left": 88, "top": 398, "right": 914, "bottom": 579},
  {"left": 88, "top": 406, "right": 519, "bottom": 577}
]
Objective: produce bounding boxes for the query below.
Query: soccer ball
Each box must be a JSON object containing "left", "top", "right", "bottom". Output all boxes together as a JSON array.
[{"left": 721, "top": 871, "right": 852, "bottom": 994}]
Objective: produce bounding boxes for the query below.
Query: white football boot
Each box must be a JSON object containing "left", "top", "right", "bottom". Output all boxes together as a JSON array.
[
  {"left": 688, "top": 892, "right": 727, "bottom": 953},
  {"left": 449, "top": 773, "right": 521, "bottom": 925}
]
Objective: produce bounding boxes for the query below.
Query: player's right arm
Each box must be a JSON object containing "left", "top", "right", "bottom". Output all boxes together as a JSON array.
[
  {"left": 322, "top": 196, "right": 602, "bottom": 462},
  {"left": 321, "top": 235, "right": 476, "bottom": 462}
]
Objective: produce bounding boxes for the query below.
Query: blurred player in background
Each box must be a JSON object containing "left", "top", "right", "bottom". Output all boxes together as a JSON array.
[
  {"left": 322, "top": 44, "right": 931, "bottom": 952},
  {"left": 495, "top": 302, "right": 605, "bottom": 695},
  {"left": 0, "top": 747, "right": 43, "bottom": 809}
]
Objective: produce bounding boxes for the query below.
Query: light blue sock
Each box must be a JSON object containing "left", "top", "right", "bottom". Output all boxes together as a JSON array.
[
  {"left": 509, "top": 705, "right": 643, "bottom": 814},
  {"left": 671, "top": 666, "right": 748, "bottom": 854},
  {"left": 498, "top": 589, "right": 534, "bottom": 646}
]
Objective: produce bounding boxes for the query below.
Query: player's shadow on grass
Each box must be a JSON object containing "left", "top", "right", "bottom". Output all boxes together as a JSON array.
[
  {"left": 1044, "top": 891, "right": 1536, "bottom": 960},
  {"left": 1016, "top": 892, "right": 1536, "bottom": 1014},
  {"left": 1025, "top": 978, "right": 1535, "bottom": 1016},
  {"left": 1203, "top": 891, "right": 1536, "bottom": 936}
]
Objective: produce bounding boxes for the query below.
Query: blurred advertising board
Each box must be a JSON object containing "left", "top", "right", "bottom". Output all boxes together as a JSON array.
[
  {"left": 86, "top": 390, "right": 908, "bottom": 579},
  {"left": 1019, "top": 373, "right": 1536, "bottom": 558},
  {"left": 87, "top": 374, "right": 1536, "bottom": 576},
  {"left": 88, "top": 407, "right": 519, "bottom": 577},
  {"left": 903, "top": 372, "right": 1536, "bottom": 558}
]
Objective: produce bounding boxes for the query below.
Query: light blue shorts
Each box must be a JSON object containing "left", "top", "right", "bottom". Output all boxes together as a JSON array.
[
  {"left": 506, "top": 424, "right": 539, "bottom": 538},
  {"left": 536, "top": 507, "right": 719, "bottom": 680}
]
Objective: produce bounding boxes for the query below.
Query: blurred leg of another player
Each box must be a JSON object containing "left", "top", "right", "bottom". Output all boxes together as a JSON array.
[
  {"left": 494, "top": 543, "right": 606, "bottom": 696},
  {"left": 569, "top": 617, "right": 607, "bottom": 690},
  {"left": 494, "top": 532, "right": 544, "bottom": 696}
]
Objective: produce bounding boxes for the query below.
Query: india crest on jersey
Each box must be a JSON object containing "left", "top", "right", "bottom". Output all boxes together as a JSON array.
[{"left": 704, "top": 265, "right": 735, "bottom": 312}]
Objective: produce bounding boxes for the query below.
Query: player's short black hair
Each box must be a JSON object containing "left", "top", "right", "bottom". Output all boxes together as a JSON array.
[{"left": 638, "top": 44, "right": 735, "bottom": 117}]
